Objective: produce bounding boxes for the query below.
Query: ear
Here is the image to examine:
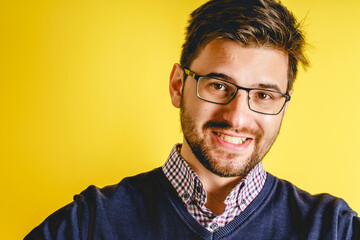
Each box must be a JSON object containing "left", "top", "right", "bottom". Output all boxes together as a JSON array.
[
  {"left": 283, "top": 89, "right": 294, "bottom": 114},
  {"left": 169, "top": 63, "right": 185, "bottom": 108}
]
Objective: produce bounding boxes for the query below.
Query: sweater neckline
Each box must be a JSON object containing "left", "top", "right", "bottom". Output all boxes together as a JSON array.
[{"left": 153, "top": 168, "right": 276, "bottom": 239}]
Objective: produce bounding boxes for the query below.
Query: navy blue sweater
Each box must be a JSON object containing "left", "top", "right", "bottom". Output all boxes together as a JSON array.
[{"left": 25, "top": 168, "right": 359, "bottom": 239}]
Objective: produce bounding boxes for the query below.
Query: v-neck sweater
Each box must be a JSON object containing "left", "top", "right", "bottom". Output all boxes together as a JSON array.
[{"left": 25, "top": 168, "right": 359, "bottom": 240}]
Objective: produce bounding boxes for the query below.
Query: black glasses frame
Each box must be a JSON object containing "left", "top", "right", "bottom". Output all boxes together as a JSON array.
[{"left": 183, "top": 68, "right": 291, "bottom": 115}]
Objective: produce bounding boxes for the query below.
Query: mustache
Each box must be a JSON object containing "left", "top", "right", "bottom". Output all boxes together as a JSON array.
[
  {"left": 203, "top": 120, "right": 259, "bottom": 137},
  {"left": 203, "top": 120, "right": 231, "bottom": 130}
]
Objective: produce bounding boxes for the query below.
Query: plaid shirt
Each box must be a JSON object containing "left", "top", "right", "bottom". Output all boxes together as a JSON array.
[{"left": 162, "top": 144, "right": 267, "bottom": 232}]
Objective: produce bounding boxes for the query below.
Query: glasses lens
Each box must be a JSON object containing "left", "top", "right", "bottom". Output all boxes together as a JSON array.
[
  {"left": 195, "top": 75, "right": 287, "bottom": 115},
  {"left": 248, "top": 89, "right": 286, "bottom": 114},
  {"left": 197, "top": 77, "right": 237, "bottom": 104}
]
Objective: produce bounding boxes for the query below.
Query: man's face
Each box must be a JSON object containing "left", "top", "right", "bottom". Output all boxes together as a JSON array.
[{"left": 171, "top": 39, "right": 290, "bottom": 178}]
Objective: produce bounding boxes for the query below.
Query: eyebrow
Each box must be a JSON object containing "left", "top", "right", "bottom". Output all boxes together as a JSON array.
[
  {"left": 204, "top": 72, "right": 233, "bottom": 81},
  {"left": 204, "top": 72, "right": 284, "bottom": 93},
  {"left": 256, "top": 83, "right": 282, "bottom": 93}
]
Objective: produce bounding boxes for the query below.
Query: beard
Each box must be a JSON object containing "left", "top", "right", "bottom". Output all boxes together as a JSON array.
[{"left": 180, "top": 97, "right": 281, "bottom": 178}]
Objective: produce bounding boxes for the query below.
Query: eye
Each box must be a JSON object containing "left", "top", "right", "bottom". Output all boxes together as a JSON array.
[
  {"left": 256, "top": 91, "right": 272, "bottom": 100},
  {"left": 211, "top": 82, "right": 227, "bottom": 91}
]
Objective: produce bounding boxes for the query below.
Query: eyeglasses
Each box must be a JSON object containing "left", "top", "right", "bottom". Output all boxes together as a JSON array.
[{"left": 183, "top": 68, "right": 291, "bottom": 115}]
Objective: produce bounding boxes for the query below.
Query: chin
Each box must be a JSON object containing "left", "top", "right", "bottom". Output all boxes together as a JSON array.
[{"left": 199, "top": 151, "right": 261, "bottom": 178}]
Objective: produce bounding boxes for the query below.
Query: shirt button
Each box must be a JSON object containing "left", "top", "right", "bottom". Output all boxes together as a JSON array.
[
  {"left": 241, "top": 199, "right": 246, "bottom": 205},
  {"left": 210, "top": 223, "right": 219, "bottom": 230},
  {"left": 182, "top": 192, "right": 190, "bottom": 200}
]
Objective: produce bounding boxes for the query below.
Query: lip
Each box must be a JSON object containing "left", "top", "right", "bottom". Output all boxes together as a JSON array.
[{"left": 211, "top": 131, "right": 253, "bottom": 152}]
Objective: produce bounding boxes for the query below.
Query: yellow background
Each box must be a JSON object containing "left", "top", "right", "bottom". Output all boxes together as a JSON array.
[{"left": 1, "top": 0, "right": 359, "bottom": 239}]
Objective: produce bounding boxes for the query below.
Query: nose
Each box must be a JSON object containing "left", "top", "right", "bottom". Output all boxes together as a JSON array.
[{"left": 222, "top": 90, "right": 254, "bottom": 129}]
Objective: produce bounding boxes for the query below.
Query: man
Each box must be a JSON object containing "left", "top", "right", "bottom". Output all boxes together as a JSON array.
[{"left": 25, "top": 0, "right": 359, "bottom": 239}]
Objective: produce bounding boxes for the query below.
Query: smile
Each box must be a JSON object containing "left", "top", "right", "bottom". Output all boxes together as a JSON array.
[{"left": 216, "top": 132, "right": 248, "bottom": 145}]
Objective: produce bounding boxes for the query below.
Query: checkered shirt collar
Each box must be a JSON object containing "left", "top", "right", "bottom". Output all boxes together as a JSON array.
[
  {"left": 162, "top": 144, "right": 207, "bottom": 206},
  {"left": 162, "top": 144, "right": 266, "bottom": 208},
  {"left": 224, "top": 162, "right": 265, "bottom": 208}
]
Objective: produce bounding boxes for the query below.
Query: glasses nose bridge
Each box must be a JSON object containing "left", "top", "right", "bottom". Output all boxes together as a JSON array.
[
  {"left": 226, "top": 85, "right": 251, "bottom": 111},
  {"left": 230, "top": 85, "right": 250, "bottom": 103}
]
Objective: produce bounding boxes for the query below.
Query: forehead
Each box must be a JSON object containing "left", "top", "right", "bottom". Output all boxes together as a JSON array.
[{"left": 190, "top": 39, "right": 289, "bottom": 92}]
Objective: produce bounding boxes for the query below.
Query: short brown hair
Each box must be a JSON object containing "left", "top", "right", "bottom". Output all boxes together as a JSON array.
[{"left": 180, "top": 0, "right": 309, "bottom": 92}]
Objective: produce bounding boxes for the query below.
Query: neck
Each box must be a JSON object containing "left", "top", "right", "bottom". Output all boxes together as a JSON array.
[{"left": 180, "top": 140, "right": 243, "bottom": 215}]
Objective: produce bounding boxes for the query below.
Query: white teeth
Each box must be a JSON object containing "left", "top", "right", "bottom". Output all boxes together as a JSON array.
[{"left": 216, "top": 133, "right": 247, "bottom": 145}]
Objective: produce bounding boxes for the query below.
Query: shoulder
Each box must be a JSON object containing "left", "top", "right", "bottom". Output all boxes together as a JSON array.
[
  {"left": 24, "top": 168, "right": 166, "bottom": 240},
  {"left": 269, "top": 173, "right": 352, "bottom": 209},
  {"left": 75, "top": 167, "right": 167, "bottom": 206},
  {"left": 267, "top": 173, "right": 359, "bottom": 238}
]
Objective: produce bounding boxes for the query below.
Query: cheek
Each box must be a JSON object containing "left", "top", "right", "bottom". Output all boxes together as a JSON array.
[
  {"left": 183, "top": 88, "right": 219, "bottom": 120},
  {"left": 193, "top": 104, "right": 217, "bottom": 124},
  {"left": 261, "top": 116, "right": 283, "bottom": 135},
  {"left": 254, "top": 114, "right": 277, "bottom": 131}
]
